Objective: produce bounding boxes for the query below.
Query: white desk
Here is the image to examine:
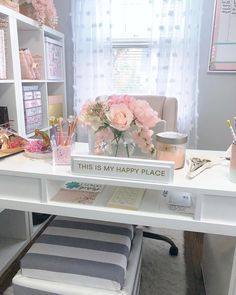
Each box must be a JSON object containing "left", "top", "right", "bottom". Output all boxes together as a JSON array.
[
  {"left": 0, "top": 149, "right": 235, "bottom": 234},
  {"left": 0, "top": 149, "right": 236, "bottom": 294}
]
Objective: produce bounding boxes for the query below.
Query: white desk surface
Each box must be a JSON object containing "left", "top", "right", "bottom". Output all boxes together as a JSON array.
[
  {"left": 0, "top": 148, "right": 233, "bottom": 196},
  {"left": 0, "top": 148, "right": 235, "bottom": 236}
]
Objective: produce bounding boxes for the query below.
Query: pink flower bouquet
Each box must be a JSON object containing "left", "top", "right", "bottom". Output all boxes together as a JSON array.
[
  {"left": 20, "top": 0, "right": 58, "bottom": 29},
  {"left": 80, "top": 95, "right": 160, "bottom": 157}
]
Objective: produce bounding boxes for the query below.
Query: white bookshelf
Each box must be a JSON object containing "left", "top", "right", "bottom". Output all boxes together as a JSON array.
[
  {"left": 0, "top": 209, "right": 29, "bottom": 275},
  {"left": 0, "top": 4, "right": 67, "bottom": 274}
]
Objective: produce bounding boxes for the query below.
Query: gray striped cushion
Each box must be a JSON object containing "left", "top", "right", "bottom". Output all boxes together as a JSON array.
[{"left": 21, "top": 216, "right": 134, "bottom": 291}]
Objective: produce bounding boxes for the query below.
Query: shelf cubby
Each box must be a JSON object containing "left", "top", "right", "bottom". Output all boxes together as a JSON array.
[{"left": 0, "top": 209, "right": 29, "bottom": 275}]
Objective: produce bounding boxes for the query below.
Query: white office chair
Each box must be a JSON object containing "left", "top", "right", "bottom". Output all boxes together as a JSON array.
[
  {"left": 132, "top": 95, "right": 179, "bottom": 256},
  {"left": 80, "top": 94, "right": 179, "bottom": 255},
  {"left": 132, "top": 94, "right": 177, "bottom": 133}
]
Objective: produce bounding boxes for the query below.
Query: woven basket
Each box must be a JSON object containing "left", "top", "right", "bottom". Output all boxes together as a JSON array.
[{"left": 0, "top": 0, "right": 19, "bottom": 12}]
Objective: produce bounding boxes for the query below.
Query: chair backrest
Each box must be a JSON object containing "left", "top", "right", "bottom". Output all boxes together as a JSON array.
[{"left": 132, "top": 95, "right": 178, "bottom": 132}]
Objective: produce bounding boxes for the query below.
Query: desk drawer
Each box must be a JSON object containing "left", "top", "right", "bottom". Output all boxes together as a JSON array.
[
  {"left": 201, "top": 195, "right": 236, "bottom": 224},
  {"left": 0, "top": 175, "right": 41, "bottom": 202}
]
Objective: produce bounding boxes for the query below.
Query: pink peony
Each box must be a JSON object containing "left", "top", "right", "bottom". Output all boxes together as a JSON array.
[
  {"left": 107, "top": 95, "right": 136, "bottom": 110},
  {"left": 133, "top": 100, "right": 160, "bottom": 128},
  {"left": 106, "top": 104, "right": 134, "bottom": 131},
  {"left": 80, "top": 95, "right": 160, "bottom": 156},
  {"left": 132, "top": 128, "right": 155, "bottom": 154}
]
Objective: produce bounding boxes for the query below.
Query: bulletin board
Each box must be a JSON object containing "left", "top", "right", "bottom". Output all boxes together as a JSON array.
[{"left": 209, "top": 0, "right": 236, "bottom": 72}]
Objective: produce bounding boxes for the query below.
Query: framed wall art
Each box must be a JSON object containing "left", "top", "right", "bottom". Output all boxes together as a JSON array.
[
  {"left": 209, "top": 0, "right": 236, "bottom": 72},
  {"left": 45, "top": 37, "right": 64, "bottom": 80}
]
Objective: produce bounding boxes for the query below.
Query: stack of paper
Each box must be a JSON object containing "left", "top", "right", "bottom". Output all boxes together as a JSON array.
[{"left": 107, "top": 187, "right": 145, "bottom": 210}]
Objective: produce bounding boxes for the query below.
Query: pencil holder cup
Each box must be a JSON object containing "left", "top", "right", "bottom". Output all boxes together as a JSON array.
[
  {"left": 52, "top": 132, "right": 74, "bottom": 165},
  {"left": 229, "top": 142, "right": 236, "bottom": 183}
]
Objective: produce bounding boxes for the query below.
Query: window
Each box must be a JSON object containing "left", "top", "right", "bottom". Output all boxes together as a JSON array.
[
  {"left": 111, "top": 0, "right": 154, "bottom": 94},
  {"left": 112, "top": 41, "right": 152, "bottom": 94},
  {"left": 72, "top": 0, "right": 202, "bottom": 146}
]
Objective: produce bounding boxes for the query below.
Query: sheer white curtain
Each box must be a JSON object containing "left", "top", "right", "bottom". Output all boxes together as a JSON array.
[
  {"left": 72, "top": 0, "right": 202, "bottom": 147},
  {"left": 148, "top": 0, "right": 203, "bottom": 147},
  {"left": 71, "top": 0, "right": 112, "bottom": 113}
]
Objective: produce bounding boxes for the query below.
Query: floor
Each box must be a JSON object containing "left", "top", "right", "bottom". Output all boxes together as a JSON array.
[{"left": 0, "top": 229, "right": 205, "bottom": 294}]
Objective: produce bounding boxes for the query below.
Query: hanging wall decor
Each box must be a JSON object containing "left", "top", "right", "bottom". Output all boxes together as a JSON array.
[{"left": 209, "top": 0, "right": 236, "bottom": 72}]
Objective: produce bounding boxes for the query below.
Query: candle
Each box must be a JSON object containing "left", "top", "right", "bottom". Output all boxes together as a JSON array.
[{"left": 156, "top": 132, "right": 188, "bottom": 169}]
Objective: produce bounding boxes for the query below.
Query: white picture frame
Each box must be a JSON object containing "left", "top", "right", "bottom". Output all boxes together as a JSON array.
[
  {"left": 208, "top": 0, "right": 236, "bottom": 72},
  {"left": 45, "top": 37, "right": 63, "bottom": 80}
]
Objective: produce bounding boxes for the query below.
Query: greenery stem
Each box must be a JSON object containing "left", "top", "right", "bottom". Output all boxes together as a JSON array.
[
  {"left": 125, "top": 143, "right": 130, "bottom": 158},
  {"left": 114, "top": 136, "right": 120, "bottom": 157}
]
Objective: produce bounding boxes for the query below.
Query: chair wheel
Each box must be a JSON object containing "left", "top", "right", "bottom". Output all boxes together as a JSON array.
[{"left": 169, "top": 245, "right": 178, "bottom": 256}]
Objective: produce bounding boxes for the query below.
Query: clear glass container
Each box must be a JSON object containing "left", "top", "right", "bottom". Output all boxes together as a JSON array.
[
  {"left": 156, "top": 132, "right": 188, "bottom": 169},
  {"left": 230, "top": 142, "right": 236, "bottom": 183},
  {"left": 52, "top": 132, "right": 74, "bottom": 165}
]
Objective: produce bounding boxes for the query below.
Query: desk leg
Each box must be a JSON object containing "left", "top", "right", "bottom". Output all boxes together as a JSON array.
[{"left": 202, "top": 233, "right": 236, "bottom": 295}]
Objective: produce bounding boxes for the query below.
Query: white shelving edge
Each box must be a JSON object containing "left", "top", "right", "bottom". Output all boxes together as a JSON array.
[
  {"left": 0, "top": 4, "right": 67, "bottom": 274},
  {"left": 0, "top": 4, "right": 63, "bottom": 38},
  {"left": 0, "top": 80, "right": 14, "bottom": 83},
  {"left": 0, "top": 237, "right": 28, "bottom": 275}
]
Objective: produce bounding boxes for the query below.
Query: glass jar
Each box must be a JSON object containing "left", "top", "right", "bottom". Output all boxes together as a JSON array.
[{"left": 156, "top": 132, "right": 188, "bottom": 169}]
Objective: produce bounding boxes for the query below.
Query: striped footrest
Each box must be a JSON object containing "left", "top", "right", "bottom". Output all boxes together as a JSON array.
[{"left": 13, "top": 216, "right": 142, "bottom": 295}]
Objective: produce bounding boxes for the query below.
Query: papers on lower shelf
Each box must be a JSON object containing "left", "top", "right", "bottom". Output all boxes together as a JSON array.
[
  {"left": 62, "top": 182, "right": 104, "bottom": 192},
  {"left": 52, "top": 182, "right": 104, "bottom": 205},
  {"left": 107, "top": 187, "right": 145, "bottom": 210}
]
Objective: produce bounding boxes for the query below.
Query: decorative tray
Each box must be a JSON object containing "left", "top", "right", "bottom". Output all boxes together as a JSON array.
[{"left": 0, "top": 147, "right": 24, "bottom": 159}]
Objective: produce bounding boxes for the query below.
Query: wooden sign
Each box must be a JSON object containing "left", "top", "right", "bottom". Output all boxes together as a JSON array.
[{"left": 71, "top": 154, "right": 174, "bottom": 184}]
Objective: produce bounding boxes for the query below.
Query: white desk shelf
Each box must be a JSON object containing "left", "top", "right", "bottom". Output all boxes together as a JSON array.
[
  {"left": 0, "top": 4, "right": 67, "bottom": 274},
  {"left": 1, "top": 148, "right": 236, "bottom": 293},
  {"left": 0, "top": 209, "right": 29, "bottom": 275},
  {"left": 0, "top": 149, "right": 235, "bottom": 236}
]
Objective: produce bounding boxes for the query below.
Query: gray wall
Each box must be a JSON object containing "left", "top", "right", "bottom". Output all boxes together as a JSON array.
[
  {"left": 54, "top": 0, "right": 74, "bottom": 116},
  {"left": 198, "top": 0, "right": 236, "bottom": 151},
  {"left": 55, "top": 0, "right": 236, "bottom": 151}
]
